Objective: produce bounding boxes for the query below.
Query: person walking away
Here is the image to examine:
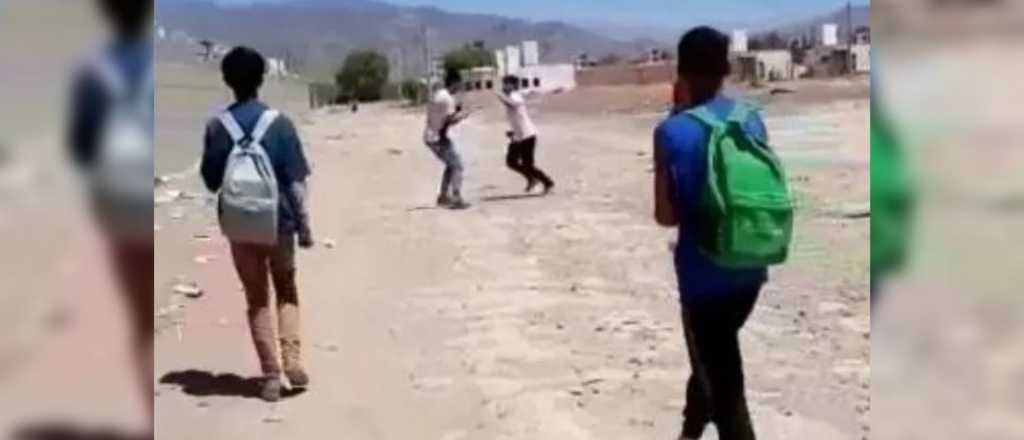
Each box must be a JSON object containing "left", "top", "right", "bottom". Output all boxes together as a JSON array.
[
  {"left": 200, "top": 46, "right": 315, "bottom": 402},
  {"left": 654, "top": 26, "right": 794, "bottom": 440},
  {"left": 68, "top": 0, "right": 154, "bottom": 431},
  {"left": 495, "top": 75, "right": 554, "bottom": 194},
  {"left": 424, "top": 70, "right": 471, "bottom": 209}
]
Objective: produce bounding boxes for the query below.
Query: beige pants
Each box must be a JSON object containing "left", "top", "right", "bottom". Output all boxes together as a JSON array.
[{"left": 229, "top": 234, "right": 301, "bottom": 376}]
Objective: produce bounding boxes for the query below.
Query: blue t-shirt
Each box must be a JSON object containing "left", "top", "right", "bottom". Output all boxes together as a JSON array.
[
  {"left": 654, "top": 95, "right": 769, "bottom": 304},
  {"left": 200, "top": 99, "right": 311, "bottom": 235},
  {"left": 68, "top": 39, "right": 153, "bottom": 168}
]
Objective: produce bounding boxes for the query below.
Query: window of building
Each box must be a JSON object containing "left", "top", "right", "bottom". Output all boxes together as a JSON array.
[
  {"left": 521, "top": 78, "right": 530, "bottom": 88},
  {"left": 485, "top": 80, "right": 493, "bottom": 89},
  {"left": 533, "top": 78, "right": 541, "bottom": 88}
]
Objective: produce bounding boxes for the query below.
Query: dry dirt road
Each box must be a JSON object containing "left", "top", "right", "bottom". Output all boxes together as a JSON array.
[{"left": 153, "top": 88, "right": 869, "bottom": 439}]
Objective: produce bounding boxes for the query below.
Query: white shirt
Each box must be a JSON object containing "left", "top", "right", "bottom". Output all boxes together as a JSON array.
[
  {"left": 424, "top": 88, "right": 457, "bottom": 143},
  {"left": 503, "top": 91, "right": 537, "bottom": 142}
]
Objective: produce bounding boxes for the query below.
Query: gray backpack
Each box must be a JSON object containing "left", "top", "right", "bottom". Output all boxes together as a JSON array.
[
  {"left": 217, "top": 109, "right": 280, "bottom": 245},
  {"left": 90, "top": 56, "right": 154, "bottom": 241}
]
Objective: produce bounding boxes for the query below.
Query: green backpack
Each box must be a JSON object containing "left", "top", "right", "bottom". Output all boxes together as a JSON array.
[
  {"left": 686, "top": 104, "right": 794, "bottom": 269},
  {"left": 870, "top": 102, "right": 913, "bottom": 275}
]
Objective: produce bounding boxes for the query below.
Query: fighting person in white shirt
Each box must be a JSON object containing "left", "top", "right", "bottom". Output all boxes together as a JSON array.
[
  {"left": 495, "top": 75, "right": 554, "bottom": 194},
  {"left": 424, "top": 70, "right": 472, "bottom": 209}
]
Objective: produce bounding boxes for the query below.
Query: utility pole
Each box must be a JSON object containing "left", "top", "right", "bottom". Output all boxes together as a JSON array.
[
  {"left": 422, "top": 26, "right": 432, "bottom": 88},
  {"left": 846, "top": 0, "right": 854, "bottom": 75}
]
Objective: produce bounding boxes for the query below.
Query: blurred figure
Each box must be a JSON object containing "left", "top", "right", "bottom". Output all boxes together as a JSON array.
[
  {"left": 200, "top": 46, "right": 314, "bottom": 403},
  {"left": 495, "top": 75, "right": 555, "bottom": 194},
  {"left": 655, "top": 26, "right": 791, "bottom": 440},
  {"left": 423, "top": 70, "right": 471, "bottom": 209},
  {"left": 870, "top": 88, "right": 914, "bottom": 309},
  {"left": 67, "top": 0, "right": 153, "bottom": 432}
]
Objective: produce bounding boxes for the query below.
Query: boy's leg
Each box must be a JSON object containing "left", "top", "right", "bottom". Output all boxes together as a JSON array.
[
  {"left": 702, "top": 290, "right": 760, "bottom": 440},
  {"left": 520, "top": 137, "right": 554, "bottom": 188},
  {"left": 230, "top": 242, "right": 283, "bottom": 400},
  {"left": 505, "top": 140, "right": 532, "bottom": 184},
  {"left": 441, "top": 141, "right": 467, "bottom": 206},
  {"left": 270, "top": 233, "right": 308, "bottom": 387},
  {"left": 109, "top": 240, "right": 154, "bottom": 429},
  {"left": 680, "top": 303, "right": 712, "bottom": 439},
  {"left": 427, "top": 141, "right": 452, "bottom": 202}
]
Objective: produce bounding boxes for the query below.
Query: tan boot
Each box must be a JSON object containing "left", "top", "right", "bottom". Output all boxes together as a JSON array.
[
  {"left": 281, "top": 338, "right": 309, "bottom": 388},
  {"left": 260, "top": 375, "right": 283, "bottom": 402}
]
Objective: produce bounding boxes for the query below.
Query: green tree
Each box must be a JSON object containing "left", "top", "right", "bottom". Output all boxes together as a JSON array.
[
  {"left": 335, "top": 50, "right": 390, "bottom": 102},
  {"left": 443, "top": 42, "right": 495, "bottom": 74}
]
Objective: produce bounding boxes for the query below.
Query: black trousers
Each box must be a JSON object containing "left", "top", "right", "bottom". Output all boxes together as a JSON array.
[
  {"left": 506, "top": 136, "right": 553, "bottom": 187},
  {"left": 681, "top": 287, "right": 761, "bottom": 440}
]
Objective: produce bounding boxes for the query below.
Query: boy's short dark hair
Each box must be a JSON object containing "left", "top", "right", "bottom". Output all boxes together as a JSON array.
[
  {"left": 676, "top": 26, "right": 732, "bottom": 77},
  {"left": 97, "top": 0, "right": 152, "bottom": 36},
  {"left": 444, "top": 69, "right": 462, "bottom": 88},
  {"left": 221, "top": 46, "right": 266, "bottom": 96}
]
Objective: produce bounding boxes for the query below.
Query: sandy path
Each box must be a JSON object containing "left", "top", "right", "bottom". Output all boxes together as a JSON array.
[{"left": 154, "top": 96, "right": 868, "bottom": 439}]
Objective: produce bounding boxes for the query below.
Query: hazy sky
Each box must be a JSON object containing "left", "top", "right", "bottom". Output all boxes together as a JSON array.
[{"left": 213, "top": 0, "right": 870, "bottom": 35}]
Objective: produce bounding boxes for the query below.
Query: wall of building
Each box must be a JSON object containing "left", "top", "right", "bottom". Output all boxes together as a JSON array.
[
  {"left": 518, "top": 64, "right": 576, "bottom": 93},
  {"left": 851, "top": 44, "right": 871, "bottom": 73},
  {"left": 575, "top": 63, "right": 675, "bottom": 87}
]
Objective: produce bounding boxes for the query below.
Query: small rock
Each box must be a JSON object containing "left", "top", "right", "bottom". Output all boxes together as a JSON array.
[
  {"left": 197, "top": 401, "right": 210, "bottom": 408},
  {"left": 173, "top": 283, "right": 203, "bottom": 299},
  {"left": 322, "top": 238, "right": 337, "bottom": 249},
  {"left": 263, "top": 415, "right": 285, "bottom": 424},
  {"left": 387, "top": 148, "right": 404, "bottom": 156},
  {"left": 193, "top": 255, "right": 216, "bottom": 264}
]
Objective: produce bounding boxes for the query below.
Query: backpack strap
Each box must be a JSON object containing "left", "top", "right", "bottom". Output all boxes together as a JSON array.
[
  {"left": 685, "top": 106, "right": 726, "bottom": 131},
  {"left": 251, "top": 110, "right": 280, "bottom": 145},
  {"left": 217, "top": 112, "right": 246, "bottom": 144},
  {"left": 727, "top": 103, "right": 751, "bottom": 124}
]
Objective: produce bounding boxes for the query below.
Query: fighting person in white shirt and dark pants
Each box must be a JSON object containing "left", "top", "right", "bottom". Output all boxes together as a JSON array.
[{"left": 495, "top": 75, "right": 554, "bottom": 194}]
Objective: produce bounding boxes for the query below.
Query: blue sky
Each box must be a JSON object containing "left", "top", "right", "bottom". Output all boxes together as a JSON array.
[{"left": 213, "top": 0, "right": 869, "bottom": 37}]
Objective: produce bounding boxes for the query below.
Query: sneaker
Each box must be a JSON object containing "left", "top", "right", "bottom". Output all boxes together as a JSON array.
[
  {"left": 448, "top": 199, "right": 472, "bottom": 210},
  {"left": 542, "top": 181, "right": 555, "bottom": 195},
  {"left": 525, "top": 178, "right": 538, "bottom": 193},
  {"left": 436, "top": 194, "right": 452, "bottom": 207},
  {"left": 281, "top": 340, "right": 310, "bottom": 388},
  {"left": 260, "top": 376, "right": 283, "bottom": 402}
]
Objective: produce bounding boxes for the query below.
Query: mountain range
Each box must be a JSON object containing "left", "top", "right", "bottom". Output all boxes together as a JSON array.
[{"left": 155, "top": 0, "right": 869, "bottom": 79}]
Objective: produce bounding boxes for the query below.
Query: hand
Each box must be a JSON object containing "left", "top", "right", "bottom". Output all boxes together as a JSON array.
[{"left": 298, "top": 227, "right": 314, "bottom": 249}]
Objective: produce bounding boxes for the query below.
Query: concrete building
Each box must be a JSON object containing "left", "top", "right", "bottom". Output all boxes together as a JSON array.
[
  {"left": 731, "top": 30, "right": 749, "bottom": 53},
  {"left": 736, "top": 50, "right": 795, "bottom": 82},
  {"left": 851, "top": 44, "right": 870, "bottom": 73},
  {"left": 469, "top": 40, "right": 576, "bottom": 94},
  {"left": 522, "top": 40, "right": 540, "bottom": 66},
  {"left": 822, "top": 23, "right": 839, "bottom": 47},
  {"left": 505, "top": 45, "right": 522, "bottom": 75}
]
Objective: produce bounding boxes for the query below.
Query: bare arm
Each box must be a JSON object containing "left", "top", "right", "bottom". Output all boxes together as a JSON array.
[
  {"left": 494, "top": 90, "right": 516, "bottom": 107},
  {"left": 654, "top": 131, "right": 679, "bottom": 227}
]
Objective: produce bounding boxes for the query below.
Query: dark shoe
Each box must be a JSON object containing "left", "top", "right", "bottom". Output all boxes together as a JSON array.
[
  {"left": 260, "top": 376, "right": 283, "bottom": 402},
  {"left": 542, "top": 181, "right": 555, "bottom": 195},
  {"left": 448, "top": 199, "right": 471, "bottom": 210},
  {"left": 525, "top": 178, "right": 538, "bottom": 193},
  {"left": 281, "top": 339, "right": 310, "bottom": 388},
  {"left": 436, "top": 194, "right": 452, "bottom": 207}
]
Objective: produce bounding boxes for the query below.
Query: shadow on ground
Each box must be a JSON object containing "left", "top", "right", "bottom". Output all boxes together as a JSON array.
[
  {"left": 11, "top": 423, "right": 149, "bottom": 440},
  {"left": 159, "top": 370, "right": 306, "bottom": 400},
  {"left": 480, "top": 193, "right": 545, "bottom": 203}
]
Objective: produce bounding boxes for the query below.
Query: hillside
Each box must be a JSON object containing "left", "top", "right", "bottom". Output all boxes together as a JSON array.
[{"left": 155, "top": 0, "right": 652, "bottom": 79}]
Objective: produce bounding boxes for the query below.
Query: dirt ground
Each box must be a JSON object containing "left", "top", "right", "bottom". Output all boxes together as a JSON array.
[{"left": 152, "top": 78, "right": 869, "bottom": 439}]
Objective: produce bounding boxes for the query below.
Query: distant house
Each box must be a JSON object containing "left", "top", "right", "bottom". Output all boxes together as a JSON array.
[
  {"left": 461, "top": 40, "right": 576, "bottom": 94},
  {"left": 735, "top": 50, "right": 795, "bottom": 82}
]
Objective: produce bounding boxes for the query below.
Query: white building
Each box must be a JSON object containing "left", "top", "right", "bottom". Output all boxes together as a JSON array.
[
  {"left": 505, "top": 45, "right": 522, "bottom": 75},
  {"left": 467, "top": 40, "right": 576, "bottom": 94},
  {"left": 731, "top": 30, "right": 748, "bottom": 53},
  {"left": 522, "top": 40, "right": 540, "bottom": 66},
  {"left": 851, "top": 44, "right": 871, "bottom": 73},
  {"left": 822, "top": 23, "right": 839, "bottom": 47},
  {"left": 267, "top": 58, "right": 288, "bottom": 78}
]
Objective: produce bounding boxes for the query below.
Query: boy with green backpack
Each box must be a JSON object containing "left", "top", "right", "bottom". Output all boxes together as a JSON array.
[{"left": 655, "top": 27, "right": 794, "bottom": 440}]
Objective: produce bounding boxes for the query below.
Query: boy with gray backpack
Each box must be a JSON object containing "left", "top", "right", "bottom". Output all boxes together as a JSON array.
[
  {"left": 201, "top": 46, "right": 314, "bottom": 402},
  {"left": 654, "top": 27, "right": 793, "bottom": 440}
]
